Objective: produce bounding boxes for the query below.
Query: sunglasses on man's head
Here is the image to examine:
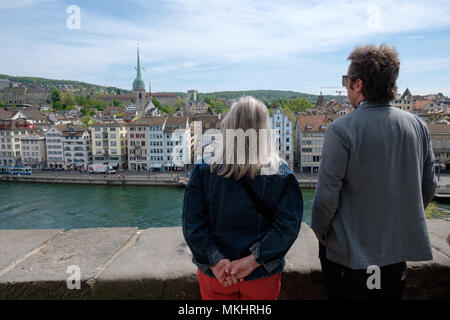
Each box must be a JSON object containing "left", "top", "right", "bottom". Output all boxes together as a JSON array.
[{"left": 342, "top": 75, "right": 349, "bottom": 87}]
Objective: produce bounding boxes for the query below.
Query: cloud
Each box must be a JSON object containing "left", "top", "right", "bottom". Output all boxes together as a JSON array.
[{"left": 1, "top": 0, "right": 450, "bottom": 93}]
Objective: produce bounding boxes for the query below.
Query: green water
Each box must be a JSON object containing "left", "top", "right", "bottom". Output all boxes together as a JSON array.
[
  {"left": 1, "top": 182, "right": 447, "bottom": 230},
  {"left": 0, "top": 182, "right": 315, "bottom": 230}
]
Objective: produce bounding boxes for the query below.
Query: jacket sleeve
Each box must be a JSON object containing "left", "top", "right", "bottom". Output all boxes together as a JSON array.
[
  {"left": 249, "top": 173, "right": 303, "bottom": 274},
  {"left": 182, "top": 164, "right": 225, "bottom": 269},
  {"left": 311, "top": 124, "right": 349, "bottom": 245},
  {"left": 422, "top": 126, "right": 437, "bottom": 208}
]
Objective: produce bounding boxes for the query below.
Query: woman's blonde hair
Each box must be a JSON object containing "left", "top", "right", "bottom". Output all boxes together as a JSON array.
[{"left": 209, "top": 96, "right": 282, "bottom": 180}]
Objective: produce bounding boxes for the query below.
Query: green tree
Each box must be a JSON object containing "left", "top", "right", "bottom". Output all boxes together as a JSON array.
[
  {"left": 51, "top": 90, "right": 61, "bottom": 106},
  {"left": 0, "top": 101, "right": 5, "bottom": 107},
  {"left": 173, "top": 98, "right": 183, "bottom": 112},
  {"left": 152, "top": 98, "right": 162, "bottom": 109},
  {"left": 112, "top": 99, "right": 123, "bottom": 107},
  {"left": 53, "top": 101, "right": 63, "bottom": 110},
  {"left": 61, "top": 92, "right": 76, "bottom": 108}
]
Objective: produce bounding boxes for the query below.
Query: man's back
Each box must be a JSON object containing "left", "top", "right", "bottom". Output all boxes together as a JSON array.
[{"left": 312, "top": 101, "right": 436, "bottom": 269}]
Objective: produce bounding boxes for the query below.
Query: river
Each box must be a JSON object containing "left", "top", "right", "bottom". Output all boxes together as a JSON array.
[{"left": 0, "top": 182, "right": 447, "bottom": 230}]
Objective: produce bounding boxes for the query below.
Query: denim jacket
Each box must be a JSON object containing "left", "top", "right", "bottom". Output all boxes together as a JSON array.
[{"left": 182, "top": 160, "right": 303, "bottom": 281}]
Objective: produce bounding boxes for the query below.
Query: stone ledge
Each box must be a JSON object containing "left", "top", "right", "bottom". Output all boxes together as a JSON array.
[{"left": 0, "top": 220, "right": 448, "bottom": 299}]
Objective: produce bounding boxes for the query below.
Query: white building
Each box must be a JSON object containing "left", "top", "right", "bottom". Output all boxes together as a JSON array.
[
  {"left": 162, "top": 116, "right": 190, "bottom": 170},
  {"left": 45, "top": 125, "right": 64, "bottom": 169},
  {"left": 62, "top": 124, "right": 92, "bottom": 170},
  {"left": 270, "top": 108, "right": 294, "bottom": 168},
  {"left": 0, "top": 119, "right": 33, "bottom": 166}
]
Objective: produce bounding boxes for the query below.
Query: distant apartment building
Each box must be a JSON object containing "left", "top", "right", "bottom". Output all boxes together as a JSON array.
[
  {"left": 45, "top": 125, "right": 64, "bottom": 169},
  {"left": 428, "top": 123, "right": 450, "bottom": 171},
  {"left": 91, "top": 121, "right": 128, "bottom": 168},
  {"left": 127, "top": 116, "right": 165, "bottom": 171},
  {"left": 295, "top": 114, "right": 339, "bottom": 173},
  {"left": 163, "top": 116, "right": 190, "bottom": 170},
  {"left": 270, "top": 108, "right": 294, "bottom": 168},
  {"left": 20, "top": 133, "right": 46, "bottom": 168},
  {"left": 126, "top": 116, "right": 190, "bottom": 171},
  {"left": 62, "top": 125, "right": 91, "bottom": 170},
  {"left": 0, "top": 119, "right": 33, "bottom": 166}
]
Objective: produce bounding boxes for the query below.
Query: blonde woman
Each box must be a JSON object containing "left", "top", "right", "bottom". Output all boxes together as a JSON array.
[{"left": 182, "top": 96, "right": 303, "bottom": 300}]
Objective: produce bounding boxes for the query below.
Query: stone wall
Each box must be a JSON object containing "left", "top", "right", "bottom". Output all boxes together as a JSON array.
[{"left": 0, "top": 220, "right": 448, "bottom": 299}]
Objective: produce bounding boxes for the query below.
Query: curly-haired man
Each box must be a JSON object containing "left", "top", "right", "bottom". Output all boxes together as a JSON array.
[{"left": 312, "top": 44, "right": 436, "bottom": 300}]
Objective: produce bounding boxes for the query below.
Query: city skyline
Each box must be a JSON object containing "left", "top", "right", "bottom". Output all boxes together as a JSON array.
[{"left": 1, "top": 0, "right": 450, "bottom": 96}]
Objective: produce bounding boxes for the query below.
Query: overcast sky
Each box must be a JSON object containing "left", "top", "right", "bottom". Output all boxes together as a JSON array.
[{"left": 1, "top": 0, "right": 450, "bottom": 96}]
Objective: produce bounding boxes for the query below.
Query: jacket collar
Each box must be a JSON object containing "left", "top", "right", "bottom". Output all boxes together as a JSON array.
[{"left": 357, "top": 101, "right": 392, "bottom": 109}]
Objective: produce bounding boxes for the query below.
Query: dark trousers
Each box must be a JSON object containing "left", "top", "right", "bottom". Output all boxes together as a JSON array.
[{"left": 319, "top": 244, "right": 407, "bottom": 300}]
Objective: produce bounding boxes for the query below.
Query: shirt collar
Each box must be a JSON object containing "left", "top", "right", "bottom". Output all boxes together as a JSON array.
[{"left": 357, "top": 100, "right": 391, "bottom": 109}]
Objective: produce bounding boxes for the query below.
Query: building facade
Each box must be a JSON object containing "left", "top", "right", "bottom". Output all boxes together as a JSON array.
[
  {"left": 295, "top": 114, "right": 339, "bottom": 173},
  {"left": 45, "top": 125, "right": 64, "bottom": 169},
  {"left": 270, "top": 108, "right": 294, "bottom": 168},
  {"left": 428, "top": 123, "right": 450, "bottom": 171},
  {"left": 20, "top": 133, "right": 47, "bottom": 168},
  {"left": 62, "top": 125, "right": 91, "bottom": 170},
  {"left": 0, "top": 119, "right": 33, "bottom": 166},
  {"left": 91, "top": 121, "right": 128, "bottom": 168}
]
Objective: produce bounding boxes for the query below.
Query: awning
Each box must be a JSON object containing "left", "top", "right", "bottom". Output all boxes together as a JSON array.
[{"left": 150, "top": 163, "right": 163, "bottom": 168}]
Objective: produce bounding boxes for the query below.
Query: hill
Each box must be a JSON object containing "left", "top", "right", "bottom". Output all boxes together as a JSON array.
[{"left": 0, "top": 74, "right": 131, "bottom": 95}]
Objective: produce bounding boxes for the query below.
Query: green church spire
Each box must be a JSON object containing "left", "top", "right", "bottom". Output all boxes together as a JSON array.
[{"left": 133, "top": 44, "right": 145, "bottom": 91}]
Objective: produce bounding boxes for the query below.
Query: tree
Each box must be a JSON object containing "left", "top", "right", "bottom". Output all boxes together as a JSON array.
[
  {"left": 112, "top": 99, "right": 123, "bottom": 107},
  {"left": 51, "top": 90, "right": 61, "bottom": 106},
  {"left": 61, "top": 92, "right": 76, "bottom": 108},
  {"left": 53, "top": 101, "right": 63, "bottom": 110},
  {"left": 173, "top": 98, "right": 183, "bottom": 112},
  {"left": 0, "top": 101, "right": 5, "bottom": 107},
  {"left": 152, "top": 98, "right": 162, "bottom": 109},
  {"left": 81, "top": 115, "right": 94, "bottom": 130}
]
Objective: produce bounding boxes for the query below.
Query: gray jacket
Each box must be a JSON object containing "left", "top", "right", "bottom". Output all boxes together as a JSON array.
[{"left": 311, "top": 101, "right": 436, "bottom": 269}]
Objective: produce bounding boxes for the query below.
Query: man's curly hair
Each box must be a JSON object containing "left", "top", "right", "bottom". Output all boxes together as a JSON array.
[{"left": 347, "top": 44, "right": 400, "bottom": 103}]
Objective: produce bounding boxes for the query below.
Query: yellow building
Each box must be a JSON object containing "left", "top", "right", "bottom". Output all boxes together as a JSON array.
[{"left": 91, "top": 120, "right": 128, "bottom": 169}]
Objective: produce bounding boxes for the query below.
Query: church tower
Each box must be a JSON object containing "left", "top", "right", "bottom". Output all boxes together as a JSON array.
[{"left": 132, "top": 45, "right": 146, "bottom": 112}]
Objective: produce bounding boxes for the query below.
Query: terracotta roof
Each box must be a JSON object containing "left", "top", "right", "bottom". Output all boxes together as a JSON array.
[
  {"left": 103, "top": 106, "right": 125, "bottom": 114},
  {"left": 296, "top": 114, "right": 339, "bottom": 132},
  {"left": 97, "top": 92, "right": 177, "bottom": 101},
  {"left": 127, "top": 115, "right": 168, "bottom": 126},
  {"left": 189, "top": 115, "right": 222, "bottom": 130},
  {"left": 414, "top": 100, "right": 434, "bottom": 110},
  {"left": 92, "top": 120, "right": 126, "bottom": 127},
  {"left": 164, "top": 117, "right": 188, "bottom": 133},
  {"left": 0, "top": 119, "right": 32, "bottom": 130},
  {"left": 427, "top": 123, "right": 450, "bottom": 134},
  {"left": 147, "top": 92, "right": 177, "bottom": 98}
]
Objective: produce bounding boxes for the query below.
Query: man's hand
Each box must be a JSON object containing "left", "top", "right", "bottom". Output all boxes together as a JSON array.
[
  {"left": 210, "top": 259, "right": 231, "bottom": 286},
  {"left": 224, "top": 254, "right": 261, "bottom": 286}
]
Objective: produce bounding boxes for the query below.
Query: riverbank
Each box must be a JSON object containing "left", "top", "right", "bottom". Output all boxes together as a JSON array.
[
  {"left": 0, "top": 220, "right": 448, "bottom": 299},
  {"left": 0, "top": 172, "right": 187, "bottom": 187},
  {"left": 0, "top": 172, "right": 319, "bottom": 189},
  {"left": 3, "top": 172, "right": 450, "bottom": 197}
]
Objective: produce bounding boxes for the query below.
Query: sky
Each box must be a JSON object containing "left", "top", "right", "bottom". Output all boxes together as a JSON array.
[{"left": 1, "top": 0, "right": 450, "bottom": 96}]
